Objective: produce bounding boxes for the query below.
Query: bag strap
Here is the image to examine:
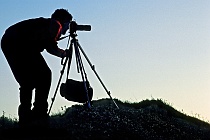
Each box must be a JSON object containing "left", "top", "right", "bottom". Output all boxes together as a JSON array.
[
  {"left": 65, "top": 39, "right": 90, "bottom": 86},
  {"left": 66, "top": 41, "right": 73, "bottom": 82},
  {"left": 74, "top": 42, "right": 89, "bottom": 83}
]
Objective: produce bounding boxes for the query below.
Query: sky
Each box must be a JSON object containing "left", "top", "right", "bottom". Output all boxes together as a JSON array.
[{"left": 0, "top": 0, "right": 210, "bottom": 122}]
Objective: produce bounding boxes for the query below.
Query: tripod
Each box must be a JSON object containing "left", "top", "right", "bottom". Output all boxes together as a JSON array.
[{"left": 48, "top": 32, "right": 119, "bottom": 115}]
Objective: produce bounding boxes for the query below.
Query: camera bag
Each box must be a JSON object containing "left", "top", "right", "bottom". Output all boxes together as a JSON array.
[
  {"left": 59, "top": 43, "right": 93, "bottom": 104},
  {"left": 60, "top": 79, "right": 93, "bottom": 103}
]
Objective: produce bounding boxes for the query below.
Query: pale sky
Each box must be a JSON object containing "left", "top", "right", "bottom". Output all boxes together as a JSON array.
[{"left": 0, "top": 0, "right": 210, "bottom": 122}]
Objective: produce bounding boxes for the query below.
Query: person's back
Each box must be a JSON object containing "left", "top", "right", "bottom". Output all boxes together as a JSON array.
[{"left": 3, "top": 17, "right": 62, "bottom": 52}]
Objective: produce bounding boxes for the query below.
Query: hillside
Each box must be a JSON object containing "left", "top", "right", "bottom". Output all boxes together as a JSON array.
[{"left": 1, "top": 98, "right": 210, "bottom": 139}]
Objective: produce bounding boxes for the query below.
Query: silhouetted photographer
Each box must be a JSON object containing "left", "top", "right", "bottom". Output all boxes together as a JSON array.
[{"left": 1, "top": 8, "right": 72, "bottom": 128}]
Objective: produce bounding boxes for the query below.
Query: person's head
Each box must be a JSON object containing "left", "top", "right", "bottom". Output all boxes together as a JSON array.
[
  {"left": 51, "top": 8, "right": 72, "bottom": 34},
  {"left": 51, "top": 8, "right": 72, "bottom": 24}
]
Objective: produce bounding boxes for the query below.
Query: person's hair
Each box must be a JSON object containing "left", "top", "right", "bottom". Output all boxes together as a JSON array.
[{"left": 51, "top": 8, "right": 72, "bottom": 22}]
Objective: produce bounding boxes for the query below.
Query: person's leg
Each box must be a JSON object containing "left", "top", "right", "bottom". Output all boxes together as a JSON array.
[
  {"left": 2, "top": 36, "right": 51, "bottom": 126},
  {"left": 31, "top": 53, "right": 51, "bottom": 121},
  {"left": 1, "top": 40, "right": 34, "bottom": 126},
  {"left": 18, "top": 86, "right": 33, "bottom": 126}
]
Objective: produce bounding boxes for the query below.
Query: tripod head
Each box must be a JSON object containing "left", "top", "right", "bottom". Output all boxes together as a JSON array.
[{"left": 69, "top": 21, "right": 91, "bottom": 38}]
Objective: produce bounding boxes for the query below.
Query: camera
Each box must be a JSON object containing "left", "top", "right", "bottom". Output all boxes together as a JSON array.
[{"left": 69, "top": 21, "right": 91, "bottom": 35}]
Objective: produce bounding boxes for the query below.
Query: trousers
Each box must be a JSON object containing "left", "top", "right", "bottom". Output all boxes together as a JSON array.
[{"left": 1, "top": 34, "right": 51, "bottom": 124}]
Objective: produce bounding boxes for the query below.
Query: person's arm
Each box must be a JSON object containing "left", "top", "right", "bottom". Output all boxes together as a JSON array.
[
  {"left": 46, "top": 19, "right": 68, "bottom": 58},
  {"left": 46, "top": 47, "right": 68, "bottom": 58}
]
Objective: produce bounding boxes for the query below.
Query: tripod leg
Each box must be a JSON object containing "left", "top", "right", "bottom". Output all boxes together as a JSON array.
[
  {"left": 74, "top": 40, "right": 92, "bottom": 109},
  {"left": 48, "top": 56, "right": 68, "bottom": 115},
  {"left": 48, "top": 40, "right": 73, "bottom": 115},
  {"left": 76, "top": 40, "right": 119, "bottom": 109}
]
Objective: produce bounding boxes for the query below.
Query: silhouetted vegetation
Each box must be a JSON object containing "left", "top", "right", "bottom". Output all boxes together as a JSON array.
[{"left": 1, "top": 98, "right": 210, "bottom": 139}]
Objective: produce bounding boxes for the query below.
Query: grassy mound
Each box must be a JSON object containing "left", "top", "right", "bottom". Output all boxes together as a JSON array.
[{"left": 1, "top": 98, "right": 210, "bottom": 139}]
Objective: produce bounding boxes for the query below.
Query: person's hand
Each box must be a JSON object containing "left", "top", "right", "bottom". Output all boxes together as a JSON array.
[{"left": 62, "top": 49, "right": 70, "bottom": 57}]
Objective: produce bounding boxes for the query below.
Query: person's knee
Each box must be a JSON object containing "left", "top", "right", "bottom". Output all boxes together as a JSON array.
[
  {"left": 19, "top": 86, "right": 33, "bottom": 105},
  {"left": 39, "top": 67, "right": 52, "bottom": 84}
]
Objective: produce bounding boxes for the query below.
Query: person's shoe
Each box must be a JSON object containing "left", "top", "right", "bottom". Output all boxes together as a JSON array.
[
  {"left": 18, "top": 106, "right": 33, "bottom": 128},
  {"left": 31, "top": 111, "right": 49, "bottom": 128}
]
